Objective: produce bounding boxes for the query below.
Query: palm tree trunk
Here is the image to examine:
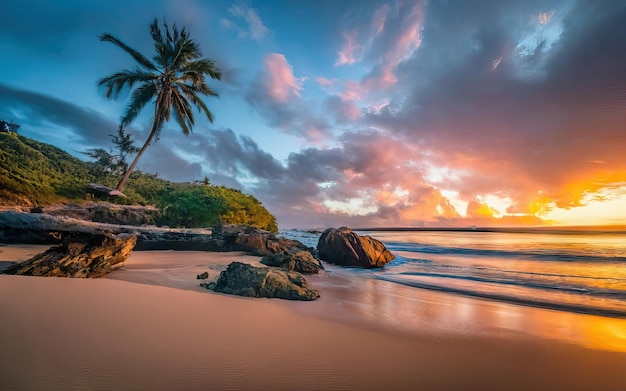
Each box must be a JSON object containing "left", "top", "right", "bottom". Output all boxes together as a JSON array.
[{"left": 116, "top": 121, "right": 159, "bottom": 192}]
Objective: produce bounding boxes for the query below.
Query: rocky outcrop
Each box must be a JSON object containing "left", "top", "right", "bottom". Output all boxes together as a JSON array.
[
  {"left": 208, "top": 262, "right": 320, "bottom": 301},
  {"left": 41, "top": 202, "right": 158, "bottom": 226},
  {"left": 261, "top": 251, "right": 324, "bottom": 274},
  {"left": 197, "top": 271, "right": 209, "bottom": 279},
  {"left": 4, "top": 232, "right": 136, "bottom": 278},
  {"left": 316, "top": 227, "right": 395, "bottom": 268},
  {"left": 0, "top": 211, "right": 310, "bottom": 254},
  {"left": 0, "top": 210, "right": 101, "bottom": 244},
  {"left": 0, "top": 211, "right": 218, "bottom": 250},
  {"left": 212, "top": 223, "right": 312, "bottom": 256}
]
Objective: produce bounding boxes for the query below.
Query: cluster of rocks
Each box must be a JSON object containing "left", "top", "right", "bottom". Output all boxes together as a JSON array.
[
  {"left": 0, "top": 206, "right": 396, "bottom": 301},
  {"left": 210, "top": 223, "right": 312, "bottom": 256},
  {"left": 204, "top": 227, "right": 394, "bottom": 301}
]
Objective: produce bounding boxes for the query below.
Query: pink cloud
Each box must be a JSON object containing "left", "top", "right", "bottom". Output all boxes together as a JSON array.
[
  {"left": 315, "top": 77, "right": 335, "bottom": 88},
  {"left": 372, "top": 4, "right": 390, "bottom": 36},
  {"left": 335, "top": 30, "right": 361, "bottom": 66},
  {"left": 367, "top": 1, "right": 424, "bottom": 90},
  {"left": 333, "top": 1, "right": 426, "bottom": 104},
  {"left": 339, "top": 80, "right": 363, "bottom": 101},
  {"left": 264, "top": 53, "right": 303, "bottom": 103}
]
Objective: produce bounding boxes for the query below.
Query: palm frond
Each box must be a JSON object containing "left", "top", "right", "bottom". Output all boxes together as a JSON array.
[
  {"left": 120, "top": 83, "right": 157, "bottom": 127},
  {"left": 98, "top": 69, "right": 157, "bottom": 99},
  {"left": 180, "top": 59, "right": 222, "bottom": 81},
  {"left": 179, "top": 84, "right": 215, "bottom": 123},
  {"left": 171, "top": 89, "right": 194, "bottom": 135},
  {"left": 99, "top": 33, "right": 157, "bottom": 71},
  {"left": 155, "top": 88, "right": 174, "bottom": 123},
  {"left": 150, "top": 19, "right": 169, "bottom": 68}
]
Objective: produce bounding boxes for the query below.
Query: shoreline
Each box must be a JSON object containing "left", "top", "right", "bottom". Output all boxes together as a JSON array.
[{"left": 2, "top": 246, "right": 626, "bottom": 389}]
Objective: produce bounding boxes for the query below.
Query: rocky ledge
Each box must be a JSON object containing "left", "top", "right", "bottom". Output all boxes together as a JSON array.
[{"left": 0, "top": 211, "right": 310, "bottom": 256}]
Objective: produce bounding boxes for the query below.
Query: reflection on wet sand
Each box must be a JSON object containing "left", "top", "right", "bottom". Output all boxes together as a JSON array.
[{"left": 297, "top": 267, "right": 626, "bottom": 353}]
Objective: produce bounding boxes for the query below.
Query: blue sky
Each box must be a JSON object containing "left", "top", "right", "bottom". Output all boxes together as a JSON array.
[{"left": 1, "top": 0, "right": 626, "bottom": 229}]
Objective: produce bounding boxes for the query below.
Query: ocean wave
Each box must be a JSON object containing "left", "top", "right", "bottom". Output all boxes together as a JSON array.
[
  {"left": 389, "top": 271, "right": 626, "bottom": 300},
  {"left": 385, "top": 241, "right": 626, "bottom": 263},
  {"left": 377, "top": 275, "right": 626, "bottom": 319}
]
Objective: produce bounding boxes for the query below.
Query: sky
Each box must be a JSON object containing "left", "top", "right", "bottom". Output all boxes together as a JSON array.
[{"left": 1, "top": 0, "right": 625, "bottom": 229}]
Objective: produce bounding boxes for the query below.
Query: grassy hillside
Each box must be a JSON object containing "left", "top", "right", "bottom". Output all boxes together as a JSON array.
[{"left": 0, "top": 133, "right": 278, "bottom": 231}]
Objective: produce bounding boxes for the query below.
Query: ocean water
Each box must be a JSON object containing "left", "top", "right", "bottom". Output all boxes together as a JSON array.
[{"left": 283, "top": 228, "right": 626, "bottom": 318}]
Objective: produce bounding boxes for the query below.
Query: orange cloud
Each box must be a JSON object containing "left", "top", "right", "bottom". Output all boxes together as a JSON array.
[{"left": 466, "top": 199, "right": 499, "bottom": 218}]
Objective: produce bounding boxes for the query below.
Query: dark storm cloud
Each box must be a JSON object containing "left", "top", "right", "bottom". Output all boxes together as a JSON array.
[{"left": 0, "top": 83, "right": 118, "bottom": 146}]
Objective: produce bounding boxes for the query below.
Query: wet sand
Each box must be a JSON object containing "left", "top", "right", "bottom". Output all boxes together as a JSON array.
[{"left": 1, "top": 247, "right": 626, "bottom": 390}]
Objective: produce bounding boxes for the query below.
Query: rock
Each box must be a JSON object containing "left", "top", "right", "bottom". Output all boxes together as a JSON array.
[
  {"left": 87, "top": 183, "right": 126, "bottom": 198},
  {"left": 261, "top": 251, "right": 324, "bottom": 274},
  {"left": 44, "top": 202, "right": 159, "bottom": 226},
  {"left": 30, "top": 206, "right": 44, "bottom": 214},
  {"left": 0, "top": 211, "right": 311, "bottom": 255},
  {"left": 0, "top": 211, "right": 102, "bottom": 244},
  {"left": 209, "top": 262, "right": 320, "bottom": 301},
  {"left": 197, "top": 271, "right": 209, "bottom": 279},
  {"left": 212, "top": 223, "right": 312, "bottom": 256},
  {"left": 0, "top": 210, "right": 218, "bottom": 250},
  {"left": 200, "top": 281, "right": 216, "bottom": 290},
  {"left": 4, "top": 232, "right": 136, "bottom": 278},
  {"left": 316, "top": 227, "right": 395, "bottom": 268}
]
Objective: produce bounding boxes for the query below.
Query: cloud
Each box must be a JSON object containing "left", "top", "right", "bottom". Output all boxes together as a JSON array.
[
  {"left": 363, "top": 0, "right": 626, "bottom": 219},
  {"left": 224, "top": 4, "right": 269, "bottom": 41},
  {"left": 323, "top": 95, "right": 361, "bottom": 123},
  {"left": 331, "top": 0, "right": 425, "bottom": 99},
  {"left": 335, "top": 30, "right": 361, "bottom": 66},
  {"left": 263, "top": 53, "right": 303, "bottom": 102},
  {"left": 182, "top": 127, "right": 478, "bottom": 228},
  {"left": 0, "top": 83, "right": 119, "bottom": 149},
  {"left": 246, "top": 54, "right": 333, "bottom": 142}
]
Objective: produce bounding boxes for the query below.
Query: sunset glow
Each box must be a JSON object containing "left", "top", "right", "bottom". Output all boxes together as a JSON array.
[{"left": 1, "top": 0, "right": 625, "bottom": 228}]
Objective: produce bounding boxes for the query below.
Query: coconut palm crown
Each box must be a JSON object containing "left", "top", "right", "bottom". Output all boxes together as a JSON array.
[{"left": 98, "top": 19, "right": 221, "bottom": 192}]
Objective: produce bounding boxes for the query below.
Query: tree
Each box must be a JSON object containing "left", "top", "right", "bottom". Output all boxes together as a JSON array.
[
  {"left": 0, "top": 120, "right": 20, "bottom": 133},
  {"left": 84, "top": 126, "right": 140, "bottom": 179},
  {"left": 98, "top": 19, "right": 221, "bottom": 192}
]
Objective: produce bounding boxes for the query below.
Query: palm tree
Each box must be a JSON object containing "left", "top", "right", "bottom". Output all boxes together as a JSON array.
[{"left": 98, "top": 19, "right": 221, "bottom": 193}]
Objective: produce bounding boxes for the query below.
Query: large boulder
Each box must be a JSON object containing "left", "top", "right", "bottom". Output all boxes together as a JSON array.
[
  {"left": 209, "top": 262, "right": 320, "bottom": 301},
  {"left": 316, "top": 227, "right": 395, "bottom": 268},
  {"left": 4, "top": 232, "right": 136, "bottom": 278},
  {"left": 212, "top": 223, "right": 312, "bottom": 256},
  {"left": 261, "top": 251, "right": 324, "bottom": 274}
]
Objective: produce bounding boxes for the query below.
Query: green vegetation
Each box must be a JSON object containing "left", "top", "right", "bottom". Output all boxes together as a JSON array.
[
  {"left": 0, "top": 133, "right": 278, "bottom": 232},
  {"left": 99, "top": 19, "right": 221, "bottom": 192},
  {"left": 0, "top": 132, "right": 92, "bottom": 205}
]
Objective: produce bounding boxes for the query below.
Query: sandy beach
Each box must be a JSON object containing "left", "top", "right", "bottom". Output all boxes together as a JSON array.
[{"left": 2, "top": 246, "right": 626, "bottom": 390}]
